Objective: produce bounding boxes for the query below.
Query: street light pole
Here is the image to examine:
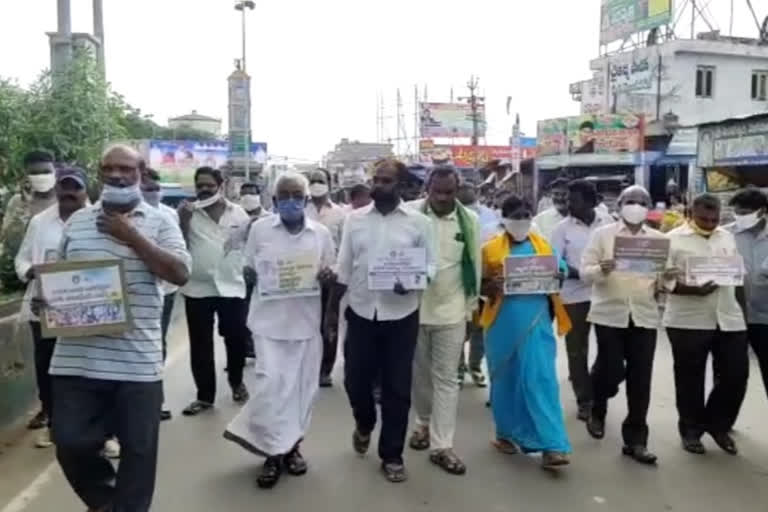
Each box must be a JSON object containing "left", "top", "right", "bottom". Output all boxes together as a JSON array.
[{"left": 235, "top": 1, "right": 255, "bottom": 182}]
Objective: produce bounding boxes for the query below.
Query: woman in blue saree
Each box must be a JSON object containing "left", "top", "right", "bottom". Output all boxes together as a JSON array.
[{"left": 479, "top": 195, "right": 572, "bottom": 469}]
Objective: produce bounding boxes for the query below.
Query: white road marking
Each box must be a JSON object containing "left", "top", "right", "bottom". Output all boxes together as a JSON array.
[{"left": 0, "top": 340, "right": 190, "bottom": 512}]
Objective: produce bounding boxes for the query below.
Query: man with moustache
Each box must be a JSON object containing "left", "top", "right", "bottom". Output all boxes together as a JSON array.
[
  {"left": 532, "top": 178, "right": 570, "bottom": 240},
  {"left": 46, "top": 145, "right": 190, "bottom": 512},
  {"left": 15, "top": 167, "right": 89, "bottom": 448}
]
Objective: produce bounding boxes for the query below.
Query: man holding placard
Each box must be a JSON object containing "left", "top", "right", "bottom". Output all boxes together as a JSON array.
[
  {"left": 330, "top": 158, "right": 434, "bottom": 483},
  {"left": 664, "top": 193, "right": 748, "bottom": 456},
  {"left": 580, "top": 185, "right": 669, "bottom": 465},
  {"left": 224, "top": 172, "right": 336, "bottom": 489}
]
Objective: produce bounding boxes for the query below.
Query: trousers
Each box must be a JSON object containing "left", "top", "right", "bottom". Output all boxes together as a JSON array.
[
  {"left": 563, "top": 302, "right": 593, "bottom": 406},
  {"left": 30, "top": 321, "right": 56, "bottom": 418}
]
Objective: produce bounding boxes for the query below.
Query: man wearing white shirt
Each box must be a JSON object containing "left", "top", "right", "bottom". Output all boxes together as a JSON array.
[
  {"left": 532, "top": 178, "right": 569, "bottom": 240},
  {"left": 179, "top": 167, "right": 251, "bottom": 416},
  {"left": 15, "top": 167, "right": 88, "bottom": 448},
  {"left": 551, "top": 179, "right": 612, "bottom": 421},
  {"left": 580, "top": 185, "right": 668, "bottom": 465},
  {"left": 330, "top": 158, "right": 435, "bottom": 483},
  {"left": 664, "top": 193, "right": 748, "bottom": 456}
]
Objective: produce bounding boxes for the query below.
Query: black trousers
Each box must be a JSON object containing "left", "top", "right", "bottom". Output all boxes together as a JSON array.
[
  {"left": 344, "top": 308, "right": 419, "bottom": 464},
  {"left": 244, "top": 283, "right": 255, "bottom": 357},
  {"left": 564, "top": 302, "right": 593, "bottom": 407},
  {"left": 52, "top": 376, "right": 163, "bottom": 512},
  {"left": 30, "top": 321, "right": 56, "bottom": 418},
  {"left": 320, "top": 284, "right": 337, "bottom": 378},
  {"left": 160, "top": 293, "right": 176, "bottom": 361},
  {"left": 184, "top": 296, "right": 247, "bottom": 404},
  {"left": 747, "top": 324, "right": 768, "bottom": 400},
  {"left": 591, "top": 321, "right": 656, "bottom": 446},
  {"left": 667, "top": 328, "right": 748, "bottom": 438}
]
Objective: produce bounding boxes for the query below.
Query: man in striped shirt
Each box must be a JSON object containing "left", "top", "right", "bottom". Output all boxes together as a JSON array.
[{"left": 47, "top": 144, "right": 191, "bottom": 512}]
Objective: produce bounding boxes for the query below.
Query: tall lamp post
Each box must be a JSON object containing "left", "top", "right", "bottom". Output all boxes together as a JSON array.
[{"left": 235, "top": 1, "right": 255, "bottom": 181}]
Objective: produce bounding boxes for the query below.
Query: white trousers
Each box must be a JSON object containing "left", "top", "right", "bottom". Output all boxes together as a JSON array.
[
  {"left": 412, "top": 322, "right": 465, "bottom": 450},
  {"left": 224, "top": 334, "right": 322, "bottom": 457}
]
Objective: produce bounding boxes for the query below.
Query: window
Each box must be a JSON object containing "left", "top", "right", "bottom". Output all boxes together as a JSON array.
[
  {"left": 695, "top": 66, "right": 715, "bottom": 98},
  {"left": 752, "top": 71, "right": 768, "bottom": 101}
]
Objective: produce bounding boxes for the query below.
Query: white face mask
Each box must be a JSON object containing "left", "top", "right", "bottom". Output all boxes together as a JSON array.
[
  {"left": 620, "top": 204, "right": 648, "bottom": 225},
  {"left": 309, "top": 183, "right": 329, "bottom": 198},
  {"left": 735, "top": 211, "right": 762, "bottom": 231},
  {"left": 502, "top": 219, "right": 531, "bottom": 241},
  {"left": 101, "top": 183, "right": 142, "bottom": 206},
  {"left": 240, "top": 194, "right": 261, "bottom": 212},
  {"left": 196, "top": 192, "right": 221, "bottom": 209},
  {"left": 28, "top": 173, "right": 55, "bottom": 193}
]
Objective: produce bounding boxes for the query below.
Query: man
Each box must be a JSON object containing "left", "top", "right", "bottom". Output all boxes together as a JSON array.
[
  {"left": 331, "top": 158, "right": 435, "bottom": 483},
  {"left": 347, "top": 182, "right": 372, "bottom": 211},
  {"left": 580, "top": 185, "right": 668, "bottom": 465},
  {"left": 401, "top": 164, "right": 426, "bottom": 202},
  {"left": 15, "top": 167, "right": 88, "bottom": 448},
  {"left": 574, "top": 120, "right": 596, "bottom": 154},
  {"left": 532, "top": 178, "right": 569, "bottom": 240},
  {"left": 47, "top": 145, "right": 190, "bottom": 512},
  {"left": 407, "top": 165, "right": 480, "bottom": 475},
  {"left": 457, "top": 181, "right": 500, "bottom": 243},
  {"left": 729, "top": 189, "right": 768, "bottom": 402},
  {"left": 179, "top": 167, "right": 250, "bottom": 416},
  {"left": 551, "top": 179, "right": 612, "bottom": 421},
  {"left": 306, "top": 168, "right": 346, "bottom": 387},
  {"left": 224, "top": 172, "right": 336, "bottom": 489},
  {"left": 240, "top": 181, "right": 265, "bottom": 218},
  {"left": 1, "top": 150, "right": 58, "bottom": 242},
  {"left": 664, "top": 193, "right": 748, "bottom": 455}
]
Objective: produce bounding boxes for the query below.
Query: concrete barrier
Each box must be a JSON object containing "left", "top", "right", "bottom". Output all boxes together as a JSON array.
[{"left": 0, "top": 300, "right": 36, "bottom": 432}]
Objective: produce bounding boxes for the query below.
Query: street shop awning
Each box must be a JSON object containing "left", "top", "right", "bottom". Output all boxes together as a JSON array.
[
  {"left": 536, "top": 151, "right": 661, "bottom": 169},
  {"left": 654, "top": 128, "right": 698, "bottom": 166}
]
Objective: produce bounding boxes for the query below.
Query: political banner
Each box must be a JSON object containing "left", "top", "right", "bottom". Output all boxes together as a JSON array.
[
  {"left": 600, "top": 0, "right": 673, "bottom": 45},
  {"left": 420, "top": 103, "right": 486, "bottom": 138}
]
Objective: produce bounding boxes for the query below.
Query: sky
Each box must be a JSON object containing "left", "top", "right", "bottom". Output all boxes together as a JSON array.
[{"left": 0, "top": 0, "right": 762, "bottom": 162}]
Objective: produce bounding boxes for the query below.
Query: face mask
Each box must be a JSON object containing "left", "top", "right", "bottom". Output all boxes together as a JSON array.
[
  {"left": 29, "top": 174, "right": 55, "bottom": 193},
  {"left": 690, "top": 220, "right": 715, "bottom": 237},
  {"left": 734, "top": 211, "right": 762, "bottom": 231},
  {"left": 502, "top": 219, "right": 531, "bottom": 241},
  {"left": 142, "top": 189, "right": 162, "bottom": 207},
  {"left": 240, "top": 194, "right": 261, "bottom": 212},
  {"left": 620, "top": 204, "right": 648, "bottom": 225},
  {"left": 277, "top": 198, "right": 305, "bottom": 223},
  {"left": 309, "top": 183, "right": 329, "bottom": 198},
  {"left": 101, "top": 183, "right": 142, "bottom": 206},
  {"left": 196, "top": 192, "right": 221, "bottom": 209}
]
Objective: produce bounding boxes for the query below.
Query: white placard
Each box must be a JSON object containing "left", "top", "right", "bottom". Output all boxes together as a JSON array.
[{"left": 368, "top": 248, "right": 427, "bottom": 291}]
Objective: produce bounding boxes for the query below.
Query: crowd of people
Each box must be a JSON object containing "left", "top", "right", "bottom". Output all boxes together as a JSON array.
[{"left": 3, "top": 145, "right": 768, "bottom": 511}]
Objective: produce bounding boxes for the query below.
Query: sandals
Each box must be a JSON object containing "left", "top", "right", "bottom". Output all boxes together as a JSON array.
[
  {"left": 542, "top": 451, "right": 570, "bottom": 469},
  {"left": 430, "top": 449, "right": 467, "bottom": 475},
  {"left": 181, "top": 400, "right": 212, "bottom": 416},
  {"left": 352, "top": 429, "right": 371, "bottom": 455},
  {"left": 492, "top": 439, "right": 520, "bottom": 455},
  {"left": 381, "top": 461, "right": 408, "bottom": 483},
  {"left": 256, "top": 456, "right": 283, "bottom": 489},
  {"left": 409, "top": 427, "right": 430, "bottom": 451},
  {"left": 284, "top": 448, "right": 308, "bottom": 475}
]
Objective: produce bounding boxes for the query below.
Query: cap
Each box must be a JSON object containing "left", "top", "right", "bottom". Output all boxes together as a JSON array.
[{"left": 56, "top": 167, "right": 88, "bottom": 188}]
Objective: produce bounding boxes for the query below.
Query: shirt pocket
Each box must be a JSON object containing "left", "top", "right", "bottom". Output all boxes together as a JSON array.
[{"left": 440, "top": 237, "right": 464, "bottom": 266}]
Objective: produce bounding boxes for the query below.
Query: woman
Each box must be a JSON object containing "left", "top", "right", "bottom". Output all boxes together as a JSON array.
[{"left": 479, "top": 195, "right": 572, "bottom": 469}]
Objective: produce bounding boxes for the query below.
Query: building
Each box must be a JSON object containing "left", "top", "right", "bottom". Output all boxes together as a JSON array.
[
  {"left": 324, "top": 139, "right": 393, "bottom": 170},
  {"left": 168, "top": 110, "right": 222, "bottom": 137}
]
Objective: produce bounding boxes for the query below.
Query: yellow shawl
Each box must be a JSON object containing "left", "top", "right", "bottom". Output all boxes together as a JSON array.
[{"left": 479, "top": 231, "right": 572, "bottom": 336}]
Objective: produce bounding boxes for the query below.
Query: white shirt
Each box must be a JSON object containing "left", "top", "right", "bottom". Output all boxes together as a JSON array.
[
  {"left": 14, "top": 205, "right": 67, "bottom": 321},
  {"left": 181, "top": 200, "right": 251, "bottom": 299},
  {"left": 551, "top": 210, "right": 613, "bottom": 304},
  {"left": 336, "top": 202, "right": 436, "bottom": 321},
  {"left": 154, "top": 203, "right": 181, "bottom": 295},
  {"left": 580, "top": 221, "right": 666, "bottom": 329},
  {"left": 663, "top": 224, "right": 746, "bottom": 332},
  {"left": 245, "top": 215, "right": 335, "bottom": 340},
  {"left": 532, "top": 207, "right": 566, "bottom": 241},
  {"left": 407, "top": 199, "right": 481, "bottom": 325},
  {"left": 306, "top": 199, "right": 346, "bottom": 248}
]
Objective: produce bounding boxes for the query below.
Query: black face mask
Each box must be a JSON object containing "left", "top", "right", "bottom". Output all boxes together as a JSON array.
[{"left": 371, "top": 187, "right": 397, "bottom": 204}]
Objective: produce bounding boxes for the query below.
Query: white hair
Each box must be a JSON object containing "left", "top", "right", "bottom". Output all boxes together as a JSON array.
[
  {"left": 618, "top": 184, "right": 651, "bottom": 205},
  {"left": 273, "top": 171, "right": 309, "bottom": 196}
]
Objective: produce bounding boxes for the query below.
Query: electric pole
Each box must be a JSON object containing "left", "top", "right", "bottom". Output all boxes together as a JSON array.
[{"left": 459, "top": 75, "right": 485, "bottom": 167}]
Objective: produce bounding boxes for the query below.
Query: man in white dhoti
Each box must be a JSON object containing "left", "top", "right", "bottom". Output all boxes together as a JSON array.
[{"left": 223, "top": 172, "right": 336, "bottom": 489}]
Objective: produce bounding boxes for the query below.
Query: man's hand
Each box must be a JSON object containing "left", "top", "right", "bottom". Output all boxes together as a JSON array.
[
  {"left": 393, "top": 280, "right": 411, "bottom": 296},
  {"left": 243, "top": 266, "right": 257, "bottom": 287},
  {"left": 25, "top": 267, "right": 36, "bottom": 281},
  {"left": 30, "top": 297, "right": 48, "bottom": 317},
  {"left": 662, "top": 267, "right": 680, "bottom": 282},
  {"left": 599, "top": 259, "right": 616, "bottom": 276},
  {"left": 695, "top": 281, "right": 719, "bottom": 296},
  {"left": 177, "top": 200, "right": 195, "bottom": 225},
  {"left": 317, "top": 267, "right": 337, "bottom": 287},
  {"left": 96, "top": 212, "right": 139, "bottom": 245}
]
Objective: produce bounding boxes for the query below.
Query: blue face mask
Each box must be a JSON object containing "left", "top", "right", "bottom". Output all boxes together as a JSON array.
[
  {"left": 102, "top": 183, "right": 142, "bottom": 206},
  {"left": 277, "top": 198, "right": 305, "bottom": 223}
]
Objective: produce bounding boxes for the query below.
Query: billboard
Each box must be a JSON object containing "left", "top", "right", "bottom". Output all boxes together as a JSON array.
[
  {"left": 148, "top": 140, "right": 268, "bottom": 187},
  {"left": 600, "top": 0, "right": 672, "bottom": 45},
  {"left": 419, "top": 139, "right": 536, "bottom": 167},
  {"left": 698, "top": 117, "right": 768, "bottom": 168},
  {"left": 420, "top": 102, "right": 486, "bottom": 138},
  {"left": 537, "top": 114, "right": 645, "bottom": 165}
]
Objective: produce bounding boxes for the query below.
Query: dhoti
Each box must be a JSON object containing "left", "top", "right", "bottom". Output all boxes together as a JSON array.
[{"left": 224, "top": 334, "right": 322, "bottom": 457}]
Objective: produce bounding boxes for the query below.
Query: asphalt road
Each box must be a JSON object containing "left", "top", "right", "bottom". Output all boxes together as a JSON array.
[{"left": 2, "top": 303, "right": 768, "bottom": 512}]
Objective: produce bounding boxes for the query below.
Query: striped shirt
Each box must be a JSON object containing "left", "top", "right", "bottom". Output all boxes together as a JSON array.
[{"left": 49, "top": 202, "right": 191, "bottom": 382}]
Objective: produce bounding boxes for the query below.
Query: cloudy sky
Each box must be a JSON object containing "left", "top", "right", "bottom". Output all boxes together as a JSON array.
[{"left": 0, "top": 0, "right": 761, "bottom": 161}]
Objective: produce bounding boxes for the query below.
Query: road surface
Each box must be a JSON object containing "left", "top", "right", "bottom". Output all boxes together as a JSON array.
[{"left": 2, "top": 302, "right": 768, "bottom": 512}]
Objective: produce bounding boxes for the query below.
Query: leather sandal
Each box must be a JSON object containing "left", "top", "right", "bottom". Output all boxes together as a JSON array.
[
  {"left": 409, "top": 427, "right": 430, "bottom": 451},
  {"left": 256, "top": 456, "right": 283, "bottom": 489},
  {"left": 429, "top": 449, "right": 467, "bottom": 475}
]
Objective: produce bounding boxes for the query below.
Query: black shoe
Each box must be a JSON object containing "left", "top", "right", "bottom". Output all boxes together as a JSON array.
[
  {"left": 233, "top": 384, "right": 249, "bottom": 404},
  {"left": 352, "top": 429, "right": 371, "bottom": 455},
  {"left": 27, "top": 410, "right": 48, "bottom": 430},
  {"left": 182, "top": 400, "right": 213, "bottom": 416},
  {"left": 710, "top": 432, "right": 738, "bottom": 455},
  {"left": 586, "top": 416, "right": 605, "bottom": 439},
  {"left": 622, "top": 445, "right": 658, "bottom": 465},
  {"left": 319, "top": 374, "right": 333, "bottom": 388},
  {"left": 256, "top": 456, "right": 283, "bottom": 489},
  {"left": 284, "top": 448, "right": 308, "bottom": 476},
  {"left": 577, "top": 404, "right": 591, "bottom": 422},
  {"left": 160, "top": 409, "right": 172, "bottom": 421},
  {"left": 681, "top": 436, "right": 706, "bottom": 455}
]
